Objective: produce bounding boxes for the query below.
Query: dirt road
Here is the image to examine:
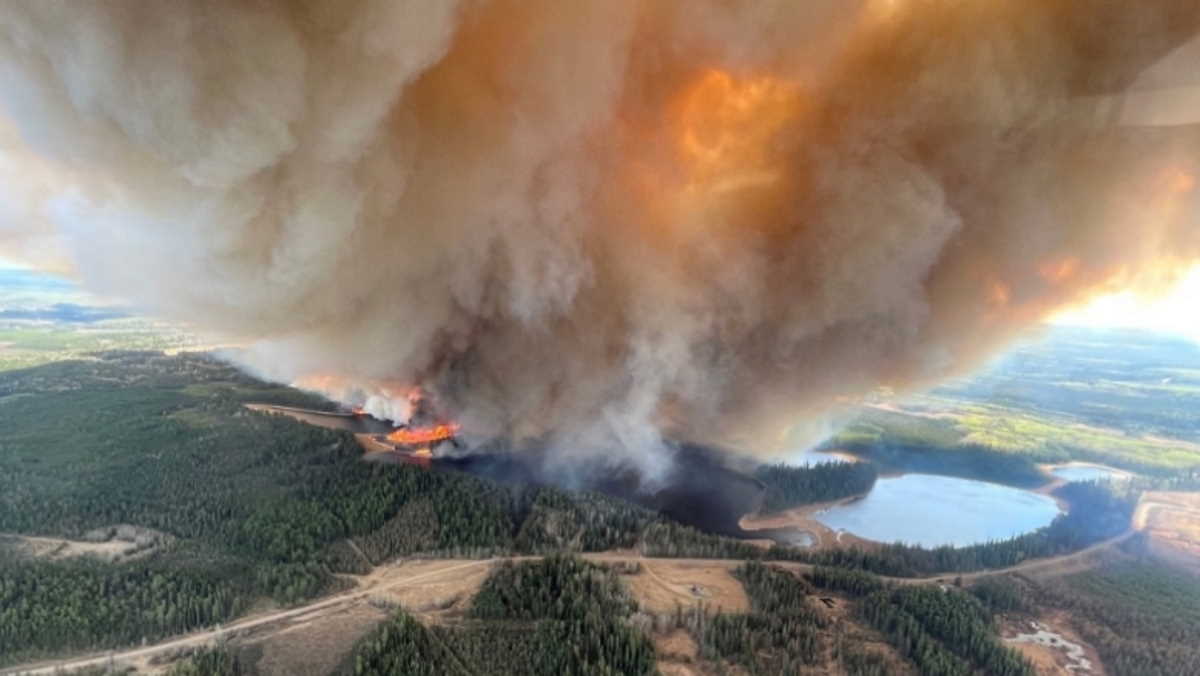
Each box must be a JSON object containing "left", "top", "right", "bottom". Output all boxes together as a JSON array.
[
  {"left": 1, "top": 559, "right": 495, "bottom": 676},
  {"left": 2, "top": 526, "right": 1143, "bottom": 674}
]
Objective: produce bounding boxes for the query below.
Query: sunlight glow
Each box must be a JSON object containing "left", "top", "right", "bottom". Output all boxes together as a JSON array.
[{"left": 1052, "top": 265, "right": 1200, "bottom": 341}]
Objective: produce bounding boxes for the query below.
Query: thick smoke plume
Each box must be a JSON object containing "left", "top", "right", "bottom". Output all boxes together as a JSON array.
[{"left": 1, "top": 1, "right": 1199, "bottom": 473}]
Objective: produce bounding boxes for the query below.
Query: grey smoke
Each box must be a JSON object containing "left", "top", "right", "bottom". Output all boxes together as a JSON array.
[{"left": 0, "top": 0, "right": 1198, "bottom": 477}]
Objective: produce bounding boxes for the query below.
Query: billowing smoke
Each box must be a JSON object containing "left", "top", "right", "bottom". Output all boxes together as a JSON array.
[{"left": 1, "top": 1, "right": 1199, "bottom": 474}]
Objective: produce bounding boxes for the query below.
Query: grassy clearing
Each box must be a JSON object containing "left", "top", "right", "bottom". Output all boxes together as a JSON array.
[
  {"left": 837, "top": 404, "right": 1200, "bottom": 475},
  {"left": 0, "top": 320, "right": 200, "bottom": 372}
]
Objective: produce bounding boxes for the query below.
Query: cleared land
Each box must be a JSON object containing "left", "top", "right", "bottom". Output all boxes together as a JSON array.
[
  {"left": 1135, "top": 492, "right": 1200, "bottom": 570},
  {"left": 1002, "top": 612, "right": 1106, "bottom": 676},
  {"left": 845, "top": 328, "right": 1200, "bottom": 474},
  {"left": 739, "top": 496, "right": 877, "bottom": 551},
  {"left": 1, "top": 557, "right": 496, "bottom": 676},
  {"left": 2, "top": 534, "right": 145, "bottom": 563},
  {"left": 5, "top": 535, "right": 1152, "bottom": 676},
  {"left": 622, "top": 559, "right": 750, "bottom": 615}
]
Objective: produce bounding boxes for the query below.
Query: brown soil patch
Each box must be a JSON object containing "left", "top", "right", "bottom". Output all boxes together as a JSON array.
[
  {"left": 655, "top": 629, "right": 699, "bottom": 661},
  {"left": 360, "top": 558, "right": 492, "bottom": 616},
  {"left": 1, "top": 531, "right": 165, "bottom": 563},
  {"left": 1011, "top": 641, "right": 1070, "bottom": 676},
  {"left": 626, "top": 560, "right": 750, "bottom": 615},
  {"left": 657, "top": 664, "right": 702, "bottom": 676},
  {"left": 1003, "top": 611, "right": 1106, "bottom": 676},
  {"left": 1137, "top": 492, "right": 1200, "bottom": 569},
  {"left": 740, "top": 498, "right": 878, "bottom": 551},
  {"left": 251, "top": 604, "right": 387, "bottom": 676}
]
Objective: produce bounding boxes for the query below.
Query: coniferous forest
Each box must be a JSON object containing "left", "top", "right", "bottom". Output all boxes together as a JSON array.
[
  {"left": 755, "top": 460, "right": 878, "bottom": 513},
  {"left": 0, "top": 354, "right": 664, "bottom": 664},
  {"left": 2, "top": 351, "right": 1198, "bottom": 676},
  {"left": 349, "top": 556, "right": 655, "bottom": 676},
  {"left": 998, "top": 538, "right": 1200, "bottom": 676},
  {"left": 807, "top": 566, "right": 1033, "bottom": 676}
]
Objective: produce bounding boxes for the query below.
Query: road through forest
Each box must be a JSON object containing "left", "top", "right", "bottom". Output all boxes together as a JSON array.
[{"left": 2, "top": 528, "right": 1140, "bottom": 676}]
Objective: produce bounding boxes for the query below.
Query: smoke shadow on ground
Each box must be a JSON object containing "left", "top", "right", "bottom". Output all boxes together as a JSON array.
[
  {"left": 249, "top": 404, "right": 775, "bottom": 540},
  {"left": 438, "top": 441, "right": 767, "bottom": 538}
]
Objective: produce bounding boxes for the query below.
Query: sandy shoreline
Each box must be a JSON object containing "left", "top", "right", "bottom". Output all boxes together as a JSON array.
[{"left": 738, "top": 493, "right": 879, "bottom": 551}]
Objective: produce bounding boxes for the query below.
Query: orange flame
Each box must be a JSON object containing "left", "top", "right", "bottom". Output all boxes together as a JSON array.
[{"left": 386, "top": 422, "right": 459, "bottom": 445}]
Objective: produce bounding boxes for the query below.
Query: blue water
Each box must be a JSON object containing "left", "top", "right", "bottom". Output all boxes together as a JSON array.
[
  {"left": 815, "top": 474, "right": 1061, "bottom": 547},
  {"left": 1051, "top": 465, "right": 1126, "bottom": 482}
]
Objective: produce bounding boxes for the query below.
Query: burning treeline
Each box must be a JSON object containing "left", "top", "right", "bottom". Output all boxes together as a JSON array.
[{"left": 0, "top": 1, "right": 1199, "bottom": 472}]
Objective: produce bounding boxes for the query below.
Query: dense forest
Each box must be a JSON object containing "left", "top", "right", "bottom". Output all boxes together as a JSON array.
[
  {"left": 0, "top": 353, "right": 774, "bottom": 664},
  {"left": 0, "top": 547, "right": 248, "bottom": 658},
  {"left": 349, "top": 556, "right": 655, "bottom": 676},
  {"left": 807, "top": 566, "right": 1032, "bottom": 676},
  {"left": 690, "top": 562, "right": 830, "bottom": 673},
  {"left": 825, "top": 414, "right": 1049, "bottom": 488},
  {"left": 166, "top": 646, "right": 247, "bottom": 676},
  {"left": 754, "top": 461, "right": 877, "bottom": 513},
  {"left": 3, "top": 350, "right": 1193, "bottom": 676},
  {"left": 0, "top": 355, "right": 634, "bottom": 663},
  {"left": 790, "top": 480, "right": 1137, "bottom": 576},
  {"left": 1016, "top": 541, "right": 1200, "bottom": 676}
]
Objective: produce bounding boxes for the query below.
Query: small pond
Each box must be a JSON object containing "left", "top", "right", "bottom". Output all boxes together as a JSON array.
[{"left": 814, "top": 473, "right": 1062, "bottom": 548}]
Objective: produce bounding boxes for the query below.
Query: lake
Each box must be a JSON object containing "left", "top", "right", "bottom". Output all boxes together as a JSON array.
[{"left": 814, "top": 473, "right": 1062, "bottom": 547}]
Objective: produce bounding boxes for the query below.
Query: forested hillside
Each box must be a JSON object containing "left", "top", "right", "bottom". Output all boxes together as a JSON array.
[
  {"left": 346, "top": 557, "right": 1031, "bottom": 676},
  {"left": 348, "top": 556, "right": 655, "bottom": 676},
  {"left": 0, "top": 352, "right": 776, "bottom": 664},
  {"left": 3, "top": 350, "right": 1190, "bottom": 676},
  {"left": 755, "top": 460, "right": 878, "bottom": 513},
  {"left": 1018, "top": 541, "right": 1200, "bottom": 676},
  {"left": 807, "top": 566, "right": 1032, "bottom": 676}
]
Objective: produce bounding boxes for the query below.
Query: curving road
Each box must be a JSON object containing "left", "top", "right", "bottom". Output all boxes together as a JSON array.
[
  {"left": 1, "top": 559, "right": 496, "bottom": 676},
  {"left": 2, "top": 511, "right": 1155, "bottom": 675}
]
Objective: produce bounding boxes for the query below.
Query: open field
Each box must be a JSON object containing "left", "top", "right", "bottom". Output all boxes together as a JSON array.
[
  {"left": 0, "top": 320, "right": 202, "bottom": 372},
  {"left": 836, "top": 327, "right": 1200, "bottom": 475},
  {"left": 1135, "top": 492, "right": 1200, "bottom": 571},
  {"left": 1, "top": 557, "right": 497, "bottom": 676},
  {"left": 3, "top": 481, "right": 1187, "bottom": 676},
  {"left": 1002, "top": 612, "right": 1106, "bottom": 676},
  {"left": 3, "top": 536, "right": 1154, "bottom": 676},
  {"left": 0, "top": 528, "right": 170, "bottom": 564},
  {"left": 653, "top": 630, "right": 703, "bottom": 676},
  {"left": 3, "top": 334, "right": 1198, "bottom": 674},
  {"left": 247, "top": 604, "right": 386, "bottom": 676},
  {"left": 623, "top": 559, "right": 750, "bottom": 615}
]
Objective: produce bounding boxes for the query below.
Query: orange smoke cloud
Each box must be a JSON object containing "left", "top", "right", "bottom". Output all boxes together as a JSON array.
[{"left": 0, "top": 1, "right": 1198, "bottom": 468}]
